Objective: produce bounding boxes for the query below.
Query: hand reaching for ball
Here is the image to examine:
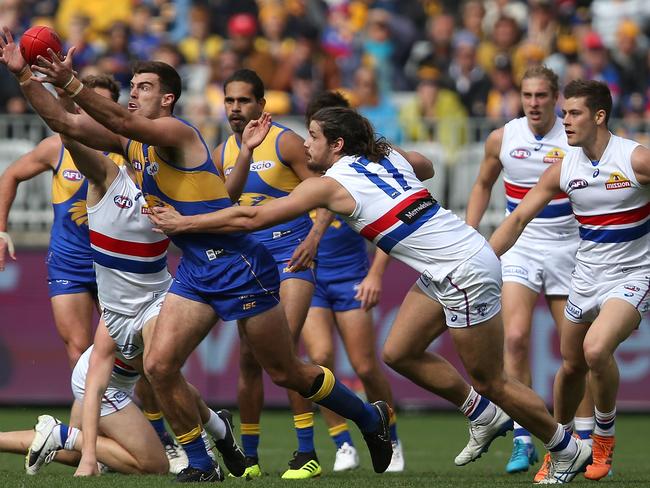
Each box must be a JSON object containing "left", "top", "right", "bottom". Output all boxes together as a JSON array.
[{"left": 0, "top": 26, "right": 27, "bottom": 74}]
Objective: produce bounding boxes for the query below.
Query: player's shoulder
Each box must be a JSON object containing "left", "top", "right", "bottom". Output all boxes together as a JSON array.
[{"left": 484, "top": 127, "right": 505, "bottom": 157}]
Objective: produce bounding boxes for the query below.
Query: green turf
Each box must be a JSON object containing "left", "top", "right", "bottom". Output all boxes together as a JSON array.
[{"left": 0, "top": 407, "right": 648, "bottom": 487}]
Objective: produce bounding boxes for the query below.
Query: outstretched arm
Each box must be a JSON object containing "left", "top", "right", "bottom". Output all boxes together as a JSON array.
[
  {"left": 0, "top": 28, "right": 123, "bottom": 153},
  {"left": 151, "top": 177, "right": 337, "bottom": 235},
  {"left": 60, "top": 135, "right": 119, "bottom": 191},
  {"left": 0, "top": 135, "right": 60, "bottom": 270},
  {"left": 489, "top": 162, "right": 562, "bottom": 257},
  {"left": 76, "top": 325, "right": 116, "bottom": 477},
  {"left": 29, "top": 43, "right": 196, "bottom": 150},
  {"left": 466, "top": 128, "right": 503, "bottom": 229}
]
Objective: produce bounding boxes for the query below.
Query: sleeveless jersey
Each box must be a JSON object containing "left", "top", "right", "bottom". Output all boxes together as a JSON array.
[
  {"left": 559, "top": 134, "right": 650, "bottom": 278},
  {"left": 221, "top": 122, "right": 312, "bottom": 252},
  {"left": 500, "top": 117, "right": 578, "bottom": 240},
  {"left": 324, "top": 150, "right": 485, "bottom": 282},
  {"left": 126, "top": 118, "right": 261, "bottom": 264},
  {"left": 87, "top": 165, "right": 172, "bottom": 315},
  {"left": 49, "top": 145, "right": 125, "bottom": 280}
]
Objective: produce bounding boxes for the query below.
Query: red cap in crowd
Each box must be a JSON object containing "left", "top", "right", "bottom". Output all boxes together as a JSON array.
[{"left": 228, "top": 13, "right": 257, "bottom": 37}]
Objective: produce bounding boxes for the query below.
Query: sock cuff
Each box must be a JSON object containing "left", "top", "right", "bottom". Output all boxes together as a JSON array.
[
  {"left": 594, "top": 407, "right": 617, "bottom": 418},
  {"left": 328, "top": 423, "right": 349, "bottom": 437},
  {"left": 294, "top": 412, "right": 314, "bottom": 429},
  {"left": 143, "top": 410, "right": 164, "bottom": 421},
  {"left": 307, "top": 366, "right": 335, "bottom": 402},
  {"left": 177, "top": 425, "right": 202, "bottom": 445},
  {"left": 241, "top": 423, "right": 261, "bottom": 435}
]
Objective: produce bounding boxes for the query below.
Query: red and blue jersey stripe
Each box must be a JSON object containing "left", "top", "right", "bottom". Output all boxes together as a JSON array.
[
  {"left": 575, "top": 202, "right": 650, "bottom": 243},
  {"left": 360, "top": 188, "right": 440, "bottom": 253},
  {"left": 505, "top": 181, "right": 572, "bottom": 218},
  {"left": 90, "top": 230, "right": 169, "bottom": 274}
]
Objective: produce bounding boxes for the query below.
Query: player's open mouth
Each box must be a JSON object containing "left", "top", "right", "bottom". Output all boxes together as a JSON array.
[{"left": 128, "top": 102, "right": 138, "bottom": 110}]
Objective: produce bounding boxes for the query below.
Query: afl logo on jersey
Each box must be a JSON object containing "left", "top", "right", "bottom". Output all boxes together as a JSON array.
[
  {"left": 225, "top": 167, "right": 234, "bottom": 176},
  {"left": 569, "top": 179, "right": 588, "bottom": 190},
  {"left": 132, "top": 160, "right": 143, "bottom": 171},
  {"left": 114, "top": 195, "right": 133, "bottom": 208},
  {"left": 250, "top": 160, "right": 275, "bottom": 172},
  {"left": 509, "top": 148, "right": 531, "bottom": 159},
  {"left": 62, "top": 169, "right": 83, "bottom": 181}
]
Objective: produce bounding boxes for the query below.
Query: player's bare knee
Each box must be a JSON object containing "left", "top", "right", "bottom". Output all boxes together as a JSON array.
[
  {"left": 354, "top": 361, "right": 377, "bottom": 383},
  {"left": 309, "top": 349, "right": 334, "bottom": 369},
  {"left": 561, "top": 356, "right": 588, "bottom": 377},
  {"left": 382, "top": 344, "right": 409, "bottom": 371},
  {"left": 144, "top": 356, "right": 177, "bottom": 385},
  {"left": 504, "top": 330, "right": 530, "bottom": 359},
  {"left": 583, "top": 342, "right": 612, "bottom": 372}
]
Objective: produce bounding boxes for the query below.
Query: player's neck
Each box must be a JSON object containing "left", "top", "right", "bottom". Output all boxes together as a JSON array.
[
  {"left": 527, "top": 116, "right": 555, "bottom": 138},
  {"left": 582, "top": 129, "right": 611, "bottom": 162}
]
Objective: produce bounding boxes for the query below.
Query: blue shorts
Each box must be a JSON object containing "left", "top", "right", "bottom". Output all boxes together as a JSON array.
[
  {"left": 311, "top": 265, "right": 368, "bottom": 312},
  {"left": 46, "top": 250, "right": 97, "bottom": 298},
  {"left": 262, "top": 232, "right": 316, "bottom": 285},
  {"left": 170, "top": 247, "right": 281, "bottom": 321},
  {"left": 277, "top": 261, "right": 316, "bottom": 284}
]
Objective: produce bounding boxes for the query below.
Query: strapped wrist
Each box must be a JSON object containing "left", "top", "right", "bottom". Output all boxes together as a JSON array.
[
  {"left": 17, "top": 66, "right": 32, "bottom": 85},
  {"left": 64, "top": 77, "right": 83, "bottom": 98}
]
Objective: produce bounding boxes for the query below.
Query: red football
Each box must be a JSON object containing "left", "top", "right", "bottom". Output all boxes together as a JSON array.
[{"left": 19, "top": 26, "right": 63, "bottom": 65}]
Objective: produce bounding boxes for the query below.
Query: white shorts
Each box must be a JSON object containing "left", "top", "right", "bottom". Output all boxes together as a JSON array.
[
  {"left": 501, "top": 237, "right": 578, "bottom": 296},
  {"left": 71, "top": 348, "right": 134, "bottom": 417},
  {"left": 417, "top": 243, "right": 502, "bottom": 328},
  {"left": 565, "top": 265, "right": 650, "bottom": 323},
  {"left": 103, "top": 293, "right": 166, "bottom": 360}
]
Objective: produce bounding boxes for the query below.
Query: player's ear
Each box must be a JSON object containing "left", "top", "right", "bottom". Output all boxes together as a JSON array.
[
  {"left": 161, "top": 93, "right": 175, "bottom": 109},
  {"left": 259, "top": 97, "right": 266, "bottom": 110},
  {"left": 331, "top": 137, "right": 344, "bottom": 154}
]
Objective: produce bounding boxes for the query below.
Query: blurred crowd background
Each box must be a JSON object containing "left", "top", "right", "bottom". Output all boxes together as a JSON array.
[{"left": 1, "top": 0, "right": 650, "bottom": 156}]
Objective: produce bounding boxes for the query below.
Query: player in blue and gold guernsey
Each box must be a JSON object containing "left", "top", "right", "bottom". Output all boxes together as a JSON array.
[
  {"left": 0, "top": 75, "right": 123, "bottom": 368},
  {"left": 5, "top": 42, "right": 394, "bottom": 481},
  {"left": 214, "top": 69, "right": 332, "bottom": 479}
]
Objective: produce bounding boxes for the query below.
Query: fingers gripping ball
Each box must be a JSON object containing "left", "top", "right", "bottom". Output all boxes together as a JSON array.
[{"left": 19, "top": 26, "right": 63, "bottom": 65}]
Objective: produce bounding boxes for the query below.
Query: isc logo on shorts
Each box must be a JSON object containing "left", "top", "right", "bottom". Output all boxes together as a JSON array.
[{"left": 243, "top": 301, "right": 257, "bottom": 310}]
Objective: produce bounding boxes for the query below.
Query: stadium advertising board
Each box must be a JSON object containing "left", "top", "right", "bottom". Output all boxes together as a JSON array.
[{"left": 1, "top": 251, "right": 649, "bottom": 410}]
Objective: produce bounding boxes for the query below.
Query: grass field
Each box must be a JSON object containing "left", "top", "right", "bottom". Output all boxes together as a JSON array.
[{"left": 0, "top": 407, "right": 648, "bottom": 487}]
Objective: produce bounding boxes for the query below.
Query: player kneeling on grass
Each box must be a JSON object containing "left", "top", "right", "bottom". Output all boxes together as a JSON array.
[{"left": 0, "top": 345, "right": 167, "bottom": 475}]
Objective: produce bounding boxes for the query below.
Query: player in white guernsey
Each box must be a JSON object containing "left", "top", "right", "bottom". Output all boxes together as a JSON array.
[
  {"left": 467, "top": 66, "right": 593, "bottom": 475},
  {"left": 12, "top": 126, "right": 245, "bottom": 477},
  {"left": 0, "top": 345, "right": 168, "bottom": 475},
  {"left": 150, "top": 107, "right": 590, "bottom": 483},
  {"left": 491, "top": 79, "right": 650, "bottom": 483}
]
